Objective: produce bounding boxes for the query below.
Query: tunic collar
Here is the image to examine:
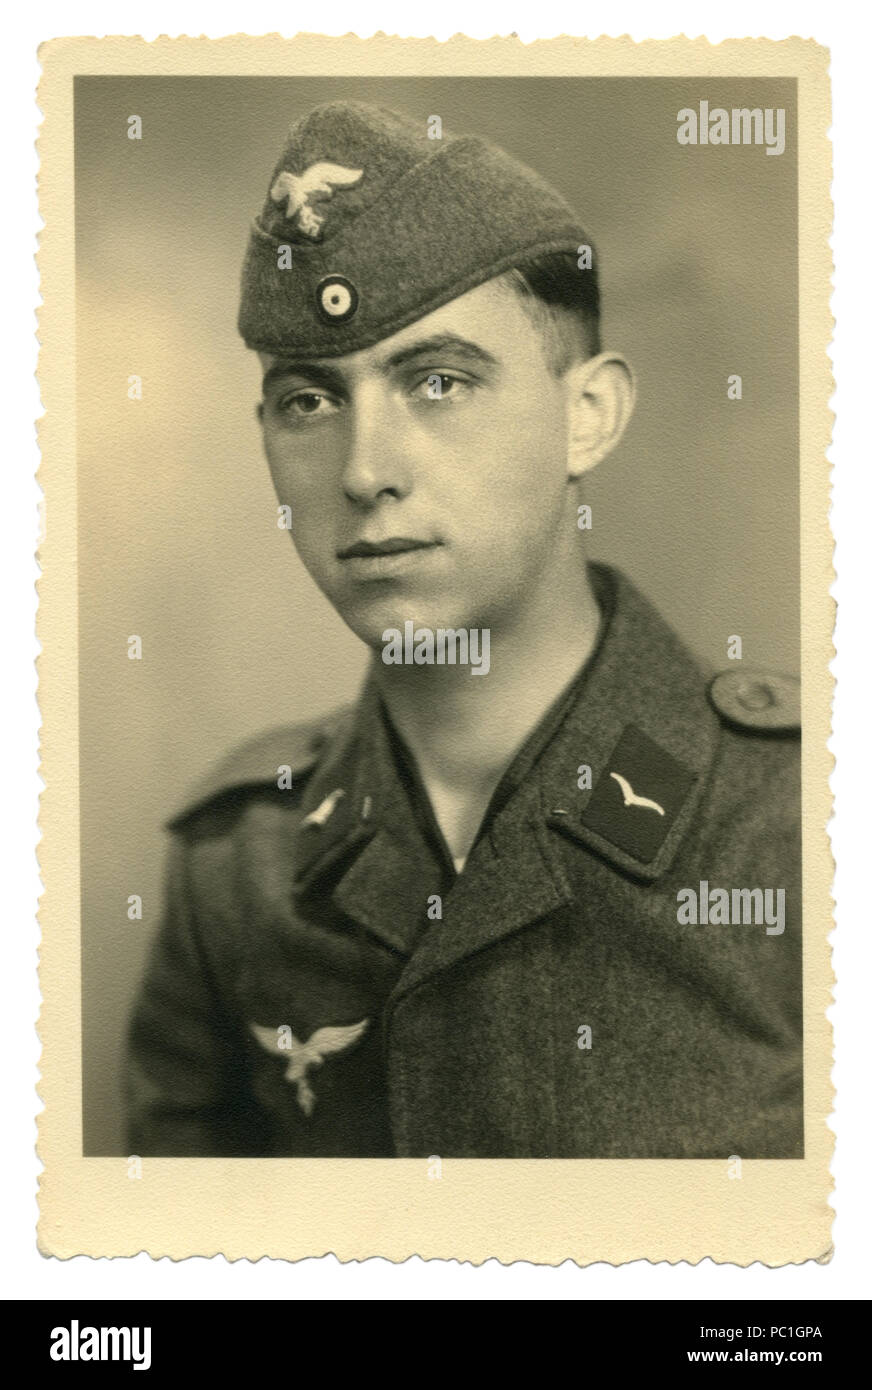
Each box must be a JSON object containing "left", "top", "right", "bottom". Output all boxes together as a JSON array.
[{"left": 292, "top": 563, "right": 721, "bottom": 969}]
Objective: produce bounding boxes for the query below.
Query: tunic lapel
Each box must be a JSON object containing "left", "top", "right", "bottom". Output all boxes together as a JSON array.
[
  {"left": 386, "top": 564, "right": 722, "bottom": 1002},
  {"left": 293, "top": 673, "right": 445, "bottom": 959},
  {"left": 292, "top": 565, "right": 722, "bottom": 995}
]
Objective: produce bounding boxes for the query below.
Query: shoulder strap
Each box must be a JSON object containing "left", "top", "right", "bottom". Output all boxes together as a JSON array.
[{"left": 167, "top": 704, "right": 351, "bottom": 828}]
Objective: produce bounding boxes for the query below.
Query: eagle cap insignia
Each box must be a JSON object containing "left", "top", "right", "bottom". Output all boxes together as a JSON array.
[
  {"left": 269, "top": 162, "right": 364, "bottom": 239},
  {"left": 249, "top": 1018, "right": 369, "bottom": 1116}
]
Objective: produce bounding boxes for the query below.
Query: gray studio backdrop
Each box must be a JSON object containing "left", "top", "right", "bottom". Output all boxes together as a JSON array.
[{"left": 75, "top": 76, "right": 799, "bottom": 1153}]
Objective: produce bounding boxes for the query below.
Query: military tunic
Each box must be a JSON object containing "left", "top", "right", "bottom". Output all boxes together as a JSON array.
[{"left": 126, "top": 562, "right": 802, "bottom": 1159}]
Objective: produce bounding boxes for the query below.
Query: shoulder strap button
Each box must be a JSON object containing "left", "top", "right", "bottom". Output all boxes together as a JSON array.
[
  {"left": 708, "top": 669, "right": 799, "bottom": 733},
  {"left": 735, "top": 678, "right": 778, "bottom": 712}
]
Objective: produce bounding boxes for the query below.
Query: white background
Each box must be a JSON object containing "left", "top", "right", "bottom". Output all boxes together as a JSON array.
[{"left": 2, "top": 0, "right": 868, "bottom": 1300}]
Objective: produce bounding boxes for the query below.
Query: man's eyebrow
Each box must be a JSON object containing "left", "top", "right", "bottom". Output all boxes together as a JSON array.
[
  {"left": 261, "top": 334, "right": 500, "bottom": 396},
  {"left": 380, "top": 334, "right": 500, "bottom": 372},
  {"left": 261, "top": 360, "right": 347, "bottom": 395}
]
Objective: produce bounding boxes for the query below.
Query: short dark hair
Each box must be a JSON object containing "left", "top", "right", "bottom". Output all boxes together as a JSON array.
[{"left": 496, "top": 250, "right": 601, "bottom": 375}]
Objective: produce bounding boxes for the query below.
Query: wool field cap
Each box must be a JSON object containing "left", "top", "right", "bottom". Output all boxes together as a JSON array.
[{"left": 238, "top": 100, "right": 595, "bottom": 358}]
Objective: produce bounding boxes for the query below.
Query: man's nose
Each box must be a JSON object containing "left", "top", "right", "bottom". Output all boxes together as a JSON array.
[{"left": 340, "top": 389, "right": 414, "bottom": 506}]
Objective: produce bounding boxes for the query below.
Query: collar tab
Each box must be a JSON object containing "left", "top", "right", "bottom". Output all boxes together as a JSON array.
[{"left": 547, "top": 722, "right": 699, "bottom": 882}]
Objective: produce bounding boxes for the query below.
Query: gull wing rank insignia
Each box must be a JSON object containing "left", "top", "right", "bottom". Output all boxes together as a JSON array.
[
  {"left": 300, "top": 786, "right": 345, "bottom": 829},
  {"left": 579, "top": 725, "right": 695, "bottom": 865},
  {"left": 609, "top": 771, "right": 666, "bottom": 816},
  {"left": 250, "top": 1019, "right": 370, "bottom": 1116},
  {"left": 269, "top": 162, "right": 364, "bottom": 239}
]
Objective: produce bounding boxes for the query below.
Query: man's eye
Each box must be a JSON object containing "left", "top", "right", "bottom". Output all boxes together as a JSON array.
[
  {"left": 276, "top": 392, "right": 337, "bottom": 418},
  {"left": 416, "top": 373, "right": 467, "bottom": 401}
]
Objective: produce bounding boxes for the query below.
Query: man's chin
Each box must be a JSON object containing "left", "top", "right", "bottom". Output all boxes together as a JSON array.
[{"left": 333, "top": 592, "right": 477, "bottom": 651}]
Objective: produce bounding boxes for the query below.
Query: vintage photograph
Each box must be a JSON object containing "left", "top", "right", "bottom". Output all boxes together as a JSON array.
[{"left": 38, "top": 35, "right": 833, "bottom": 1263}]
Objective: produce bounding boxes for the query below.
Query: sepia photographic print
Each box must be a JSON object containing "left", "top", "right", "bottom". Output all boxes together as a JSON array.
[{"left": 37, "top": 34, "right": 833, "bottom": 1264}]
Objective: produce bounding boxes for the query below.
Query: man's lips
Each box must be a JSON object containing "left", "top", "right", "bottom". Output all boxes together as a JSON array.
[
  {"left": 337, "top": 537, "right": 440, "bottom": 559},
  {"left": 336, "top": 536, "right": 444, "bottom": 582}
]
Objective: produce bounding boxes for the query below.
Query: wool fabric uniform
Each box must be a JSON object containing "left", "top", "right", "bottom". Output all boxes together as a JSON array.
[{"left": 126, "top": 565, "right": 802, "bottom": 1159}]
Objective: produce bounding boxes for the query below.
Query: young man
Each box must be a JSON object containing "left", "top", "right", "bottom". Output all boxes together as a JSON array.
[{"left": 126, "top": 102, "right": 802, "bottom": 1159}]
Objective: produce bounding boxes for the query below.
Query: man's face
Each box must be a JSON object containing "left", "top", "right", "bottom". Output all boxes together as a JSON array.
[{"left": 258, "top": 278, "right": 574, "bottom": 647}]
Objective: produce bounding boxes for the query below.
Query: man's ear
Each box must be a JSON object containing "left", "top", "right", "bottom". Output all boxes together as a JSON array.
[
  {"left": 564, "top": 352, "right": 636, "bottom": 479},
  {"left": 256, "top": 352, "right": 272, "bottom": 428}
]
